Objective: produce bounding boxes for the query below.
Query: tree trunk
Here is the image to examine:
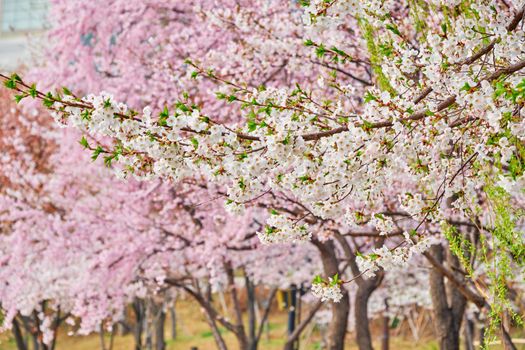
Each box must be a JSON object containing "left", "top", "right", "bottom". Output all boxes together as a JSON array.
[
  {"left": 132, "top": 299, "right": 145, "bottom": 350},
  {"left": 245, "top": 273, "right": 257, "bottom": 350},
  {"left": 283, "top": 301, "right": 322, "bottom": 350},
  {"left": 355, "top": 271, "right": 384, "bottom": 350},
  {"left": 99, "top": 326, "right": 107, "bottom": 350},
  {"left": 313, "top": 239, "right": 350, "bottom": 350},
  {"left": 21, "top": 316, "right": 39, "bottom": 350},
  {"left": 256, "top": 288, "right": 277, "bottom": 348},
  {"left": 155, "top": 307, "right": 166, "bottom": 350},
  {"left": 225, "top": 263, "right": 249, "bottom": 350},
  {"left": 463, "top": 316, "right": 474, "bottom": 350},
  {"left": 381, "top": 299, "right": 389, "bottom": 350},
  {"left": 287, "top": 285, "right": 298, "bottom": 350},
  {"left": 202, "top": 308, "right": 228, "bottom": 350},
  {"left": 169, "top": 306, "right": 176, "bottom": 340},
  {"left": 329, "top": 291, "right": 350, "bottom": 350},
  {"left": 501, "top": 324, "right": 517, "bottom": 350},
  {"left": 12, "top": 318, "right": 27, "bottom": 350},
  {"left": 428, "top": 244, "right": 466, "bottom": 350},
  {"left": 333, "top": 232, "right": 387, "bottom": 350}
]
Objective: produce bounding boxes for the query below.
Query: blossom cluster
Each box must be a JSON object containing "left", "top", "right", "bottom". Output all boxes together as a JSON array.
[{"left": 311, "top": 275, "right": 343, "bottom": 303}]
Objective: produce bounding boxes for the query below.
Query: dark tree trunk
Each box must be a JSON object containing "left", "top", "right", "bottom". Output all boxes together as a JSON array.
[
  {"left": 143, "top": 308, "right": 155, "bottom": 350},
  {"left": 155, "top": 308, "right": 166, "bottom": 350},
  {"left": 12, "top": 318, "right": 27, "bottom": 350},
  {"left": 99, "top": 326, "right": 108, "bottom": 350},
  {"left": 355, "top": 271, "right": 384, "bottom": 350},
  {"left": 501, "top": 325, "right": 517, "bottom": 350},
  {"left": 479, "top": 326, "right": 487, "bottom": 349},
  {"left": 330, "top": 291, "right": 350, "bottom": 350},
  {"left": 283, "top": 301, "right": 323, "bottom": 350},
  {"left": 313, "top": 239, "right": 350, "bottom": 350},
  {"left": 202, "top": 305, "right": 228, "bottom": 350},
  {"left": 381, "top": 299, "right": 389, "bottom": 350},
  {"left": 333, "top": 232, "right": 385, "bottom": 350},
  {"left": 463, "top": 316, "right": 474, "bottom": 350},
  {"left": 169, "top": 306, "right": 176, "bottom": 340},
  {"left": 225, "top": 263, "right": 249, "bottom": 350},
  {"left": 287, "top": 285, "right": 298, "bottom": 350},
  {"left": 117, "top": 319, "right": 132, "bottom": 336},
  {"left": 428, "top": 244, "right": 466, "bottom": 350},
  {"left": 132, "top": 299, "right": 145, "bottom": 350},
  {"left": 21, "top": 316, "right": 39, "bottom": 350},
  {"left": 245, "top": 273, "right": 257, "bottom": 350}
]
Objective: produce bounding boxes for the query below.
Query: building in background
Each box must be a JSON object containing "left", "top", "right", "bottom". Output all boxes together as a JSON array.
[{"left": 0, "top": 0, "right": 48, "bottom": 70}]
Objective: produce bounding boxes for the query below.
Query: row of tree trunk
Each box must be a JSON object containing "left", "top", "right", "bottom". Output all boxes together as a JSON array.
[{"left": 11, "top": 241, "right": 520, "bottom": 350}]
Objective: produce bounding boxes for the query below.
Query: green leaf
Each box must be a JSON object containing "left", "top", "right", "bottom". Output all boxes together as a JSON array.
[
  {"left": 238, "top": 177, "right": 246, "bottom": 190},
  {"left": 361, "top": 120, "right": 374, "bottom": 131},
  {"left": 299, "top": 0, "right": 310, "bottom": 7},
  {"left": 237, "top": 152, "right": 248, "bottom": 161},
  {"left": 158, "top": 106, "right": 169, "bottom": 126},
  {"left": 103, "top": 98, "right": 112, "bottom": 109},
  {"left": 14, "top": 94, "right": 25, "bottom": 104},
  {"left": 29, "top": 84, "right": 37, "bottom": 98},
  {"left": 175, "top": 101, "right": 190, "bottom": 112},
  {"left": 4, "top": 79, "right": 16, "bottom": 89},
  {"left": 91, "top": 146, "right": 104, "bottom": 161},
  {"left": 460, "top": 82, "right": 472, "bottom": 92},
  {"left": 79, "top": 136, "right": 89, "bottom": 149},
  {"left": 441, "top": 23, "right": 447, "bottom": 35},
  {"left": 368, "top": 253, "right": 380, "bottom": 261},
  {"left": 11, "top": 73, "right": 22, "bottom": 82},
  {"left": 190, "top": 137, "right": 199, "bottom": 149},
  {"left": 304, "top": 39, "right": 314, "bottom": 46},
  {"left": 312, "top": 275, "right": 323, "bottom": 284},
  {"left": 247, "top": 120, "right": 258, "bottom": 132},
  {"left": 315, "top": 44, "right": 327, "bottom": 58},
  {"left": 43, "top": 92, "right": 54, "bottom": 108},
  {"left": 265, "top": 225, "right": 276, "bottom": 234},
  {"left": 81, "top": 110, "right": 91, "bottom": 121},
  {"left": 385, "top": 24, "right": 402, "bottom": 36},
  {"left": 364, "top": 91, "right": 377, "bottom": 103},
  {"left": 330, "top": 46, "right": 348, "bottom": 58},
  {"left": 104, "top": 155, "right": 114, "bottom": 167}
]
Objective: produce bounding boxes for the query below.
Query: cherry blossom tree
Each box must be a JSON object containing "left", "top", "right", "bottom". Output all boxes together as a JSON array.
[
  {"left": 2, "top": 0, "right": 525, "bottom": 349},
  {"left": 0, "top": 87, "right": 323, "bottom": 350}
]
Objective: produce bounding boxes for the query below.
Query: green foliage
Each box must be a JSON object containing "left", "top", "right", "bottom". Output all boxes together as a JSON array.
[
  {"left": 79, "top": 136, "right": 89, "bottom": 149},
  {"left": 43, "top": 92, "right": 55, "bottom": 108},
  {"left": 358, "top": 17, "right": 396, "bottom": 94},
  {"left": 480, "top": 185, "right": 525, "bottom": 345},
  {"left": 441, "top": 221, "right": 474, "bottom": 276},
  {"left": 91, "top": 146, "right": 105, "bottom": 161},
  {"left": 486, "top": 186, "right": 525, "bottom": 265},
  {"left": 3, "top": 73, "right": 21, "bottom": 90},
  {"left": 385, "top": 23, "right": 401, "bottom": 37},
  {"left": 158, "top": 106, "right": 169, "bottom": 126},
  {"left": 190, "top": 137, "right": 199, "bottom": 149}
]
